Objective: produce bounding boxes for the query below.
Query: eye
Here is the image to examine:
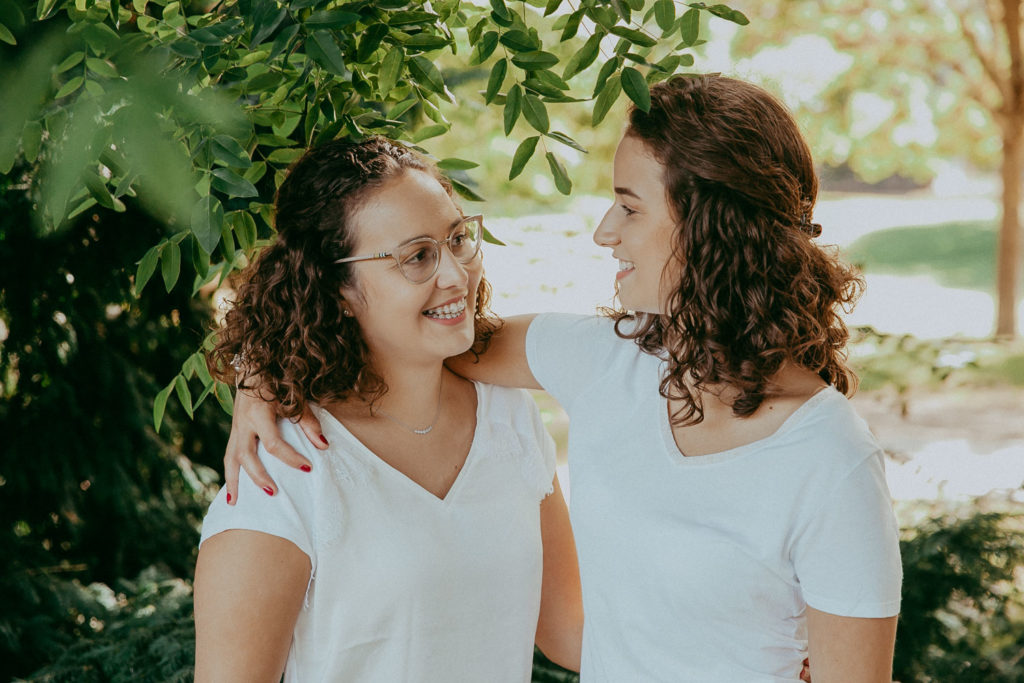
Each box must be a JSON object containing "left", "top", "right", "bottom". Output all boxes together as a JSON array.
[
  {"left": 450, "top": 231, "right": 468, "bottom": 247},
  {"left": 403, "top": 247, "right": 430, "bottom": 265},
  {"left": 620, "top": 204, "right": 638, "bottom": 216}
]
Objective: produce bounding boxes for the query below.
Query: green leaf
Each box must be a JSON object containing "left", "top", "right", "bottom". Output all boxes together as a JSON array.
[
  {"left": 509, "top": 135, "right": 539, "bottom": 180},
  {"left": 499, "top": 29, "right": 538, "bottom": 52},
  {"left": 592, "top": 73, "right": 622, "bottom": 126},
  {"left": 469, "top": 31, "right": 499, "bottom": 66},
  {"left": 503, "top": 83, "right": 522, "bottom": 135},
  {"left": 85, "top": 57, "right": 117, "bottom": 78},
  {"left": 83, "top": 170, "right": 116, "bottom": 209},
  {"left": 56, "top": 51, "right": 84, "bottom": 73},
  {"left": 559, "top": 8, "right": 583, "bottom": 41},
  {"left": 654, "top": 0, "right": 675, "bottom": 32},
  {"left": 135, "top": 244, "right": 161, "bottom": 295},
  {"left": 267, "top": 148, "right": 304, "bottom": 164},
  {"left": 232, "top": 210, "right": 258, "bottom": 252},
  {"left": 546, "top": 131, "right": 587, "bottom": 153},
  {"left": 37, "top": 0, "right": 59, "bottom": 20},
  {"left": 0, "top": 23, "right": 15, "bottom": 46},
  {"left": 563, "top": 33, "right": 601, "bottom": 80},
  {"left": 450, "top": 177, "right": 485, "bottom": 202},
  {"left": 211, "top": 135, "right": 252, "bottom": 168},
  {"left": 55, "top": 76, "right": 84, "bottom": 99},
  {"left": 545, "top": 151, "right": 572, "bottom": 194},
  {"left": 437, "top": 158, "right": 479, "bottom": 171},
  {"left": 308, "top": 30, "right": 347, "bottom": 76},
  {"left": 211, "top": 168, "right": 259, "bottom": 198},
  {"left": 378, "top": 45, "right": 404, "bottom": 94},
  {"left": 410, "top": 123, "right": 448, "bottom": 142},
  {"left": 485, "top": 58, "right": 507, "bottom": 104},
  {"left": 153, "top": 381, "right": 173, "bottom": 431},
  {"left": 678, "top": 8, "right": 699, "bottom": 46},
  {"left": 161, "top": 240, "right": 181, "bottom": 291},
  {"left": 482, "top": 225, "right": 506, "bottom": 246},
  {"left": 191, "top": 195, "right": 224, "bottom": 254},
  {"left": 304, "top": 9, "right": 359, "bottom": 29},
  {"left": 522, "top": 94, "right": 549, "bottom": 134},
  {"left": 512, "top": 50, "right": 559, "bottom": 70},
  {"left": 544, "top": 0, "right": 561, "bottom": 16},
  {"left": 404, "top": 34, "right": 449, "bottom": 51},
  {"left": 357, "top": 23, "right": 389, "bottom": 62},
  {"left": 706, "top": 3, "right": 748, "bottom": 25},
  {"left": 214, "top": 380, "right": 234, "bottom": 414},
  {"left": 489, "top": 0, "right": 510, "bottom": 21},
  {"left": 609, "top": 25, "right": 657, "bottom": 48},
  {"left": 387, "top": 98, "right": 418, "bottom": 119},
  {"left": 174, "top": 374, "right": 194, "bottom": 419},
  {"left": 621, "top": 66, "right": 650, "bottom": 112},
  {"left": 593, "top": 55, "right": 620, "bottom": 94},
  {"left": 22, "top": 120, "right": 42, "bottom": 163},
  {"left": 408, "top": 56, "right": 445, "bottom": 95}
]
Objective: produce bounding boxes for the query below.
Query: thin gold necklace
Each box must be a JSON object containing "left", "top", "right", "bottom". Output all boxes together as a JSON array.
[{"left": 374, "top": 375, "right": 443, "bottom": 435}]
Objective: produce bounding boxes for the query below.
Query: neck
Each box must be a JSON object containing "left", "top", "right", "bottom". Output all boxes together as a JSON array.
[{"left": 367, "top": 360, "right": 447, "bottom": 424}]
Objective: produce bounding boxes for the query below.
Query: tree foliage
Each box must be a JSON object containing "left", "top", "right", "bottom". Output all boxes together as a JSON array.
[
  {"left": 1, "top": 0, "right": 747, "bottom": 425},
  {"left": 734, "top": 0, "right": 1023, "bottom": 338}
]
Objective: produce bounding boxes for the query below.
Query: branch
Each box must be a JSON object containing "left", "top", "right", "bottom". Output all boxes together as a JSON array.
[
  {"left": 1002, "top": 0, "right": 1024, "bottom": 112},
  {"left": 959, "top": 5, "right": 1009, "bottom": 102}
]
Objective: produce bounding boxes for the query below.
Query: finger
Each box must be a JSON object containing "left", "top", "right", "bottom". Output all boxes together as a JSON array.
[
  {"left": 260, "top": 432, "right": 313, "bottom": 474},
  {"left": 297, "top": 405, "right": 328, "bottom": 452},
  {"left": 239, "top": 439, "right": 280, "bottom": 497},
  {"left": 222, "top": 431, "right": 246, "bottom": 506}
]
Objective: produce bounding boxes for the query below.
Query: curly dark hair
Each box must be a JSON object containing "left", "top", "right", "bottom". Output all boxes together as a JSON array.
[
  {"left": 208, "top": 137, "right": 499, "bottom": 419},
  {"left": 615, "top": 74, "right": 864, "bottom": 425}
]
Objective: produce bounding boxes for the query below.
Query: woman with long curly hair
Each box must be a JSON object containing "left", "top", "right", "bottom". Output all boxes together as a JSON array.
[
  {"left": 193, "top": 137, "right": 581, "bottom": 682},
  {"left": 227, "top": 75, "right": 901, "bottom": 681}
]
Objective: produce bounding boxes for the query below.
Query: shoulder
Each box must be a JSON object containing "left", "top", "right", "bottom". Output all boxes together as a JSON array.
[{"left": 783, "top": 388, "right": 885, "bottom": 475}]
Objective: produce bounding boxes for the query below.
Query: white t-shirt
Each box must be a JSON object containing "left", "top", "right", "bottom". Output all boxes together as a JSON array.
[
  {"left": 200, "top": 382, "right": 556, "bottom": 683},
  {"left": 526, "top": 313, "right": 902, "bottom": 682}
]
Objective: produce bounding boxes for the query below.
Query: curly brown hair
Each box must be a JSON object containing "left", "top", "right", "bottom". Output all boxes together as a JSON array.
[
  {"left": 615, "top": 74, "right": 864, "bottom": 425},
  {"left": 208, "top": 137, "right": 499, "bottom": 419}
]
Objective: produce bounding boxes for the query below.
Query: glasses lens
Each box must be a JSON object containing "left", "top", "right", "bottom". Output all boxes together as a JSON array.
[
  {"left": 397, "top": 240, "right": 440, "bottom": 283},
  {"left": 450, "top": 216, "right": 482, "bottom": 263}
]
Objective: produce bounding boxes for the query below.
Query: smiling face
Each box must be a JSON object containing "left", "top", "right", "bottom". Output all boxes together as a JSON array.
[
  {"left": 341, "top": 168, "right": 482, "bottom": 369},
  {"left": 593, "top": 134, "right": 679, "bottom": 314}
]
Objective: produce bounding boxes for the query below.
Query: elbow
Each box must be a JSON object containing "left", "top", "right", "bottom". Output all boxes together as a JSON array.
[{"left": 535, "top": 610, "right": 583, "bottom": 672}]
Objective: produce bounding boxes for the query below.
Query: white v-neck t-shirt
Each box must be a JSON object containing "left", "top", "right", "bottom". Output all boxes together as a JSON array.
[
  {"left": 200, "top": 382, "right": 556, "bottom": 682},
  {"left": 526, "top": 313, "right": 902, "bottom": 682}
]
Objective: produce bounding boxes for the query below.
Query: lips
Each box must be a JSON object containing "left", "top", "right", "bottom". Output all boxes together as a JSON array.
[
  {"left": 616, "top": 259, "right": 635, "bottom": 281},
  {"left": 423, "top": 297, "right": 467, "bottom": 319}
]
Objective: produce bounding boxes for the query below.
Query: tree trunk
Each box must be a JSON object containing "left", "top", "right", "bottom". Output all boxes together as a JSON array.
[{"left": 997, "top": 120, "right": 1023, "bottom": 338}]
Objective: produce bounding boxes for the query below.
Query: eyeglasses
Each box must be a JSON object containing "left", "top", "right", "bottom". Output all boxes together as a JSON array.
[{"left": 334, "top": 215, "right": 484, "bottom": 284}]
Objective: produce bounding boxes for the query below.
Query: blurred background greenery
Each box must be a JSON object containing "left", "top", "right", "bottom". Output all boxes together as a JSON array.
[{"left": 2, "top": 0, "right": 1023, "bottom": 681}]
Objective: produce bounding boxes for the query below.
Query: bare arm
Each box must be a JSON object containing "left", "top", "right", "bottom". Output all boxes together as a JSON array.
[
  {"left": 534, "top": 473, "right": 583, "bottom": 671},
  {"left": 193, "top": 530, "right": 311, "bottom": 682},
  {"left": 805, "top": 607, "right": 898, "bottom": 683},
  {"left": 447, "top": 314, "right": 541, "bottom": 389}
]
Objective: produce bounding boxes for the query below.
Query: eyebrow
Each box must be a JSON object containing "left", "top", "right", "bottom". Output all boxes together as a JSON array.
[
  {"left": 399, "top": 215, "right": 465, "bottom": 245},
  {"left": 614, "top": 186, "right": 642, "bottom": 201}
]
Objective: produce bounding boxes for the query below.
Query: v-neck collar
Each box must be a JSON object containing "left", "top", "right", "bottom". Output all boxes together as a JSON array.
[{"left": 315, "top": 382, "right": 483, "bottom": 505}]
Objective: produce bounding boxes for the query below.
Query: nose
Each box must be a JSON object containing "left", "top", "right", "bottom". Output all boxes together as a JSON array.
[
  {"left": 433, "top": 244, "right": 470, "bottom": 289},
  {"left": 593, "top": 206, "right": 620, "bottom": 248}
]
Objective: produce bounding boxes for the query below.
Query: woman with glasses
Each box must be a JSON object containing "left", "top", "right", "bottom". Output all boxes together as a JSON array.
[
  {"left": 193, "top": 137, "right": 581, "bottom": 682},
  {"left": 225, "top": 75, "right": 901, "bottom": 681}
]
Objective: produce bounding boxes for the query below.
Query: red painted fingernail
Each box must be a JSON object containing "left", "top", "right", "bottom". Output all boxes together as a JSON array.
[
  {"left": 319, "top": 434, "right": 329, "bottom": 446},
  {"left": 300, "top": 464, "right": 312, "bottom": 472},
  {"left": 226, "top": 492, "right": 232, "bottom": 504},
  {"left": 262, "top": 486, "right": 274, "bottom": 496}
]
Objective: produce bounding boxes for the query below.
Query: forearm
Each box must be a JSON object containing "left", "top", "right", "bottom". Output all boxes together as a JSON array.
[{"left": 534, "top": 475, "right": 583, "bottom": 671}]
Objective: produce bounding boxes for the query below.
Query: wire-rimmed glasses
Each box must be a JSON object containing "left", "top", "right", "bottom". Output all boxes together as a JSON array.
[{"left": 334, "top": 215, "right": 484, "bottom": 284}]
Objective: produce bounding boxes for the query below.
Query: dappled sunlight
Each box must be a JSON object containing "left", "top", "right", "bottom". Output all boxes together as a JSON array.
[{"left": 886, "top": 441, "right": 1024, "bottom": 502}]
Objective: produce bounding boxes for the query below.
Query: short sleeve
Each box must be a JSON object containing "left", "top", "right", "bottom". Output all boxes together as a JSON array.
[
  {"left": 520, "top": 390, "right": 557, "bottom": 500},
  {"left": 792, "top": 451, "right": 903, "bottom": 618},
  {"left": 525, "top": 313, "right": 616, "bottom": 412},
  {"left": 199, "top": 421, "right": 317, "bottom": 567}
]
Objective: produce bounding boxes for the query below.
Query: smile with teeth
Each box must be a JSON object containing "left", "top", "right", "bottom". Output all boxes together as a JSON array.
[
  {"left": 618, "top": 260, "right": 635, "bottom": 272},
  {"left": 423, "top": 298, "right": 467, "bottom": 319}
]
